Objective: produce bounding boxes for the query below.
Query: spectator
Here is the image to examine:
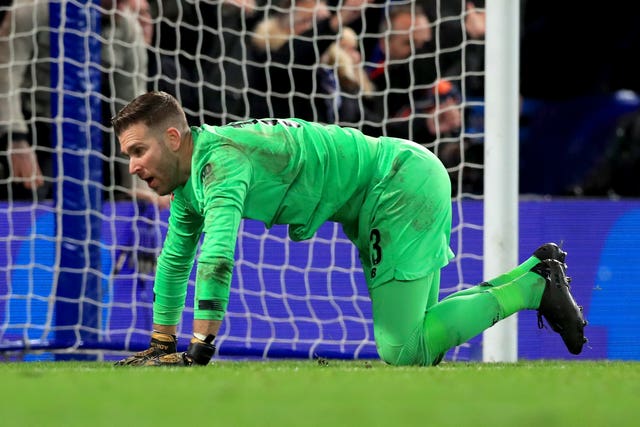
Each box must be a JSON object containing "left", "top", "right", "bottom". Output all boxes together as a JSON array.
[
  {"left": 420, "top": 0, "right": 485, "bottom": 99},
  {"left": 0, "top": 0, "right": 47, "bottom": 200},
  {"left": 101, "top": 0, "right": 169, "bottom": 208},
  {"left": 388, "top": 78, "right": 482, "bottom": 196},
  {"left": 148, "top": 0, "right": 258, "bottom": 125},
  {"left": 101, "top": 0, "right": 150, "bottom": 144},
  {"left": 566, "top": 108, "right": 640, "bottom": 198},
  {"left": 316, "top": 26, "right": 379, "bottom": 126},
  {"left": 0, "top": 0, "right": 168, "bottom": 206},
  {"left": 246, "top": 0, "right": 370, "bottom": 121},
  {"left": 388, "top": 79, "right": 462, "bottom": 145},
  {"left": 365, "top": 3, "right": 433, "bottom": 134}
]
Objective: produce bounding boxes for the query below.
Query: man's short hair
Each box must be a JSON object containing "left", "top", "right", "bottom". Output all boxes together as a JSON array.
[{"left": 111, "top": 91, "right": 187, "bottom": 136}]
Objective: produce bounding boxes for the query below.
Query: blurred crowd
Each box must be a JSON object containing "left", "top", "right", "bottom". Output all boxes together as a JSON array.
[{"left": 2, "top": 0, "right": 640, "bottom": 201}]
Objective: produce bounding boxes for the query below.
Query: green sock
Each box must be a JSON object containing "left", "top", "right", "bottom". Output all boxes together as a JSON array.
[
  {"left": 441, "top": 255, "right": 542, "bottom": 302},
  {"left": 424, "top": 291, "right": 503, "bottom": 363},
  {"left": 489, "top": 271, "right": 546, "bottom": 312},
  {"left": 486, "top": 255, "right": 542, "bottom": 286},
  {"left": 423, "top": 270, "right": 546, "bottom": 364}
]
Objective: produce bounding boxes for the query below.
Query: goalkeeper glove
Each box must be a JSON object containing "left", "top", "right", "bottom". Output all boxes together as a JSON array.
[
  {"left": 144, "top": 335, "right": 216, "bottom": 366},
  {"left": 114, "top": 331, "right": 177, "bottom": 366}
]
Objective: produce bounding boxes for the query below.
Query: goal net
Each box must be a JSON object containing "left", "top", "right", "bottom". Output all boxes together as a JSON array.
[{"left": 0, "top": 0, "right": 486, "bottom": 361}]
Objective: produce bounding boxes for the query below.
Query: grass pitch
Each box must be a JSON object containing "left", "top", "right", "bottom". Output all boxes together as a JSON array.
[{"left": 1, "top": 359, "right": 638, "bottom": 427}]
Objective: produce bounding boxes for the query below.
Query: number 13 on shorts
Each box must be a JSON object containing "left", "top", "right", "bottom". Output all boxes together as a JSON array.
[{"left": 370, "top": 228, "right": 382, "bottom": 278}]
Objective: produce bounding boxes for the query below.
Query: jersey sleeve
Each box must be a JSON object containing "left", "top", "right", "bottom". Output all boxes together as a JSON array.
[
  {"left": 193, "top": 144, "right": 252, "bottom": 320},
  {"left": 153, "top": 191, "right": 204, "bottom": 325}
]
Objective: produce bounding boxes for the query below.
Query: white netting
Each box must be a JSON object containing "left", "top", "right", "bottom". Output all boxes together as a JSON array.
[{"left": 0, "top": 0, "right": 485, "bottom": 361}]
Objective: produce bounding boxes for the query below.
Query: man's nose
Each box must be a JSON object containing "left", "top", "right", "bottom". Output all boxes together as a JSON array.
[{"left": 129, "top": 158, "right": 139, "bottom": 175}]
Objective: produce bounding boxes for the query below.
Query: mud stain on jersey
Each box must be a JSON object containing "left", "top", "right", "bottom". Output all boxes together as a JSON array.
[
  {"left": 224, "top": 138, "right": 294, "bottom": 178},
  {"left": 410, "top": 198, "right": 437, "bottom": 232},
  {"left": 197, "top": 258, "right": 233, "bottom": 285},
  {"left": 201, "top": 163, "right": 215, "bottom": 186}
]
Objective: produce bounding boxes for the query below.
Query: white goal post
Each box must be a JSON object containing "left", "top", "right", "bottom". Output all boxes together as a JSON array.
[{"left": 482, "top": 0, "right": 519, "bottom": 362}]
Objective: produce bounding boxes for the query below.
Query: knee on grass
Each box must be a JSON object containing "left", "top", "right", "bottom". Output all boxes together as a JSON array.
[{"left": 377, "top": 332, "right": 434, "bottom": 366}]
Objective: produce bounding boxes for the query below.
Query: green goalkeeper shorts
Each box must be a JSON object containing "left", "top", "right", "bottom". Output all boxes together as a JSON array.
[{"left": 353, "top": 137, "right": 454, "bottom": 290}]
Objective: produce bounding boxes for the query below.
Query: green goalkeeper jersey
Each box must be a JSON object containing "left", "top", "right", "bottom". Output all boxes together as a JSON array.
[{"left": 154, "top": 118, "right": 441, "bottom": 321}]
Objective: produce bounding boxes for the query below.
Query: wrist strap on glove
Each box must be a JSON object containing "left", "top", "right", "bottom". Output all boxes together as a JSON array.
[{"left": 183, "top": 335, "right": 216, "bottom": 366}]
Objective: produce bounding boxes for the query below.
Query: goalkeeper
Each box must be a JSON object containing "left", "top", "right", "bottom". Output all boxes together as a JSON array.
[{"left": 112, "top": 91, "right": 587, "bottom": 366}]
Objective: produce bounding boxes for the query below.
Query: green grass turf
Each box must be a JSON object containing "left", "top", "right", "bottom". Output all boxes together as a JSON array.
[{"left": 0, "top": 359, "right": 638, "bottom": 427}]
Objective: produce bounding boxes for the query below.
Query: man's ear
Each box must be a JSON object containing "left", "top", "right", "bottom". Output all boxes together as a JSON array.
[{"left": 165, "top": 127, "right": 182, "bottom": 151}]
